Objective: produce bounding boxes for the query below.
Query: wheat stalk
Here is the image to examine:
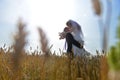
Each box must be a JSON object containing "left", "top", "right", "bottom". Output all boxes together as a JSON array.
[
  {"left": 12, "top": 18, "right": 28, "bottom": 79},
  {"left": 92, "top": 0, "right": 102, "bottom": 16},
  {"left": 38, "top": 27, "right": 49, "bottom": 56}
]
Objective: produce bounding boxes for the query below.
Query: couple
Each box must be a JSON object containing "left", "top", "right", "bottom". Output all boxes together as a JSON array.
[{"left": 59, "top": 20, "right": 86, "bottom": 56}]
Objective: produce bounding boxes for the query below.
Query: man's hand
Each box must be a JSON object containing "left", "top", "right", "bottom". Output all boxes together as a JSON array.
[{"left": 59, "top": 32, "right": 66, "bottom": 40}]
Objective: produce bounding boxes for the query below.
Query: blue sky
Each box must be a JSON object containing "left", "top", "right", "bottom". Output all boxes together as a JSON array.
[{"left": 0, "top": 0, "right": 120, "bottom": 54}]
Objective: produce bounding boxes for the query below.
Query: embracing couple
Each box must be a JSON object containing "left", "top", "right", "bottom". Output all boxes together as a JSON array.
[{"left": 59, "top": 20, "right": 88, "bottom": 57}]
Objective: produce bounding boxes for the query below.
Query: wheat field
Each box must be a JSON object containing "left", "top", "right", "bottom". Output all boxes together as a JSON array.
[{"left": 0, "top": 46, "right": 109, "bottom": 80}]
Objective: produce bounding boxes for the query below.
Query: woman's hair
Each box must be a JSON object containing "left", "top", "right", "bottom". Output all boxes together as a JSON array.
[
  {"left": 66, "top": 21, "right": 72, "bottom": 27},
  {"left": 66, "top": 20, "right": 80, "bottom": 29}
]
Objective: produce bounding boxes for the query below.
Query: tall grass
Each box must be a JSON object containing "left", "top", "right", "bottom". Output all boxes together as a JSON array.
[
  {"left": 92, "top": 0, "right": 112, "bottom": 52},
  {"left": 0, "top": 47, "right": 107, "bottom": 80}
]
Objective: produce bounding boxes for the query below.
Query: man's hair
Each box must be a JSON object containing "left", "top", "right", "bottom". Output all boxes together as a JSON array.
[{"left": 64, "top": 27, "right": 69, "bottom": 32}]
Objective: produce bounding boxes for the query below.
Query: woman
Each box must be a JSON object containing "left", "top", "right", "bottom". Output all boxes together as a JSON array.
[{"left": 66, "top": 20, "right": 85, "bottom": 56}]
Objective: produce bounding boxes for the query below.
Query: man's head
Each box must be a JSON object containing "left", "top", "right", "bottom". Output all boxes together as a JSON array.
[{"left": 64, "top": 27, "right": 70, "bottom": 32}]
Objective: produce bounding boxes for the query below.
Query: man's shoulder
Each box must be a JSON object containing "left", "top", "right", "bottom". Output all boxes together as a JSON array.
[
  {"left": 66, "top": 33, "right": 73, "bottom": 38},
  {"left": 66, "top": 32, "right": 72, "bottom": 35}
]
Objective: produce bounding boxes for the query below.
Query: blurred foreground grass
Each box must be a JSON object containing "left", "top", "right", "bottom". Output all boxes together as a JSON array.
[{"left": 0, "top": 47, "right": 107, "bottom": 80}]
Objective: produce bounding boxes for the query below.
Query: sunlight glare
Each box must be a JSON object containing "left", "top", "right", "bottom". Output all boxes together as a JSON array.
[{"left": 26, "top": 0, "right": 76, "bottom": 52}]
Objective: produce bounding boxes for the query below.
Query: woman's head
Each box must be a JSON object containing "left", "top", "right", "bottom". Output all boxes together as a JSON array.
[
  {"left": 66, "top": 19, "right": 84, "bottom": 38},
  {"left": 66, "top": 20, "right": 72, "bottom": 28}
]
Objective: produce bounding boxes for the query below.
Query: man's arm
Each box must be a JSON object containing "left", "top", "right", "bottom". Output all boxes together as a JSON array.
[{"left": 66, "top": 33, "right": 83, "bottom": 49}]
